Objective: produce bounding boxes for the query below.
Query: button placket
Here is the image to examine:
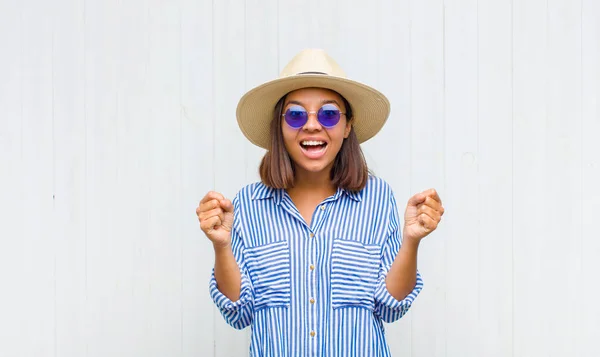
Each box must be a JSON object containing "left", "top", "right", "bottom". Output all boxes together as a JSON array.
[
  {"left": 308, "top": 228, "right": 317, "bottom": 353},
  {"left": 307, "top": 202, "right": 329, "bottom": 356}
]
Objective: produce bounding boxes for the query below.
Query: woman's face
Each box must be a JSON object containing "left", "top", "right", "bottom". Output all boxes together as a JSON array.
[{"left": 281, "top": 88, "right": 352, "bottom": 177}]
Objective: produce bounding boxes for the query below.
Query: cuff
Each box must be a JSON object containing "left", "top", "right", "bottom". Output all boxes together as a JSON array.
[
  {"left": 209, "top": 268, "right": 253, "bottom": 310},
  {"left": 374, "top": 269, "right": 424, "bottom": 310}
]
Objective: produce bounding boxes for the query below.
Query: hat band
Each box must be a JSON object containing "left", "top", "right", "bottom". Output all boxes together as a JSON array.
[{"left": 297, "top": 71, "right": 328, "bottom": 75}]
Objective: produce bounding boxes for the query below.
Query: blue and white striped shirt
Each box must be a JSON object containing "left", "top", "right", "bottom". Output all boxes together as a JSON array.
[{"left": 209, "top": 175, "right": 423, "bottom": 356}]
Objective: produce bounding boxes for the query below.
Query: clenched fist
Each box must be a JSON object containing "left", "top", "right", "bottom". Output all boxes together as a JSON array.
[
  {"left": 197, "top": 191, "right": 234, "bottom": 248},
  {"left": 403, "top": 188, "right": 445, "bottom": 242}
]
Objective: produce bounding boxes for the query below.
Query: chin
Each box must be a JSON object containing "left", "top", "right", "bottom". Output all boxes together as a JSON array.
[{"left": 296, "top": 160, "right": 334, "bottom": 174}]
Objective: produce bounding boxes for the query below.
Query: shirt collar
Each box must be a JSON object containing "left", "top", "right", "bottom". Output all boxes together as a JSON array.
[
  {"left": 250, "top": 183, "right": 278, "bottom": 202},
  {"left": 251, "top": 183, "right": 362, "bottom": 204},
  {"left": 340, "top": 188, "right": 362, "bottom": 202}
]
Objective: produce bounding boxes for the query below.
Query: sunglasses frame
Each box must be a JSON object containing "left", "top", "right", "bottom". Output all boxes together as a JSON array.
[{"left": 281, "top": 104, "right": 347, "bottom": 129}]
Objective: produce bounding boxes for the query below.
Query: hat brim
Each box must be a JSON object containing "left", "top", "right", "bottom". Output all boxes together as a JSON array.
[{"left": 236, "top": 74, "right": 391, "bottom": 149}]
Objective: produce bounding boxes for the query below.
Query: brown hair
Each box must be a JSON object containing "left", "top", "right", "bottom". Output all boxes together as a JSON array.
[{"left": 259, "top": 93, "right": 369, "bottom": 191}]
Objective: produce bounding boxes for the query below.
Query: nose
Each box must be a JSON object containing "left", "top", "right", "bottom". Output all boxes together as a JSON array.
[{"left": 302, "top": 111, "right": 322, "bottom": 132}]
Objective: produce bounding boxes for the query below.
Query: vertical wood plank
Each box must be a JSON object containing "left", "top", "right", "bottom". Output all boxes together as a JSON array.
[
  {"left": 53, "top": 0, "right": 87, "bottom": 355},
  {"left": 443, "top": 0, "right": 479, "bottom": 356},
  {"left": 83, "top": 0, "right": 122, "bottom": 355},
  {"left": 20, "top": 0, "right": 56, "bottom": 355},
  {"left": 181, "top": 0, "right": 216, "bottom": 354},
  {"left": 213, "top": 0, "right": 249, "bottom": 355},
  {"left": 0, "top": 0, "right": 24, "bottom": 355},
  {"left": 114, "top": 1, "right": 151, "bottom": 355},
  {"left": 145, "top": 2, "right": 183, "bottom": 356},
  {"left": 581, "top": 0, "right": 600, "bottom": 356},
  {"left": 512, "top": 0, "right": 548, "bottom": 355},
  {"left": 375, "top": 0, "right": 413, "bottom": 353},
  {"left": 545, "top": 0, "right": 583, "bottom": 355},
  {"left": 331, "top": 0, "right": 380, "bottom": 93},
  {"left": 278, "top": 0, "right": 313, "bottom": 66},
  {"left": 305, "top": 0, "right": 342, "bottom": 51},
  {"left": 478, "top": 0, "right": 514, "bottom": 356},
  {"left": 212, "top": 0, "right": 247, "bottom": 199},
  {"left": 408, "top": 0, "right": 446, "bottom": 356}
]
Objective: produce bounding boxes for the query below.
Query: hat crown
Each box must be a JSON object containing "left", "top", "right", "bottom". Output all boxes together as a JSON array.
[{"left": 279, "top": 48, "right": 347, "bottom": 78}]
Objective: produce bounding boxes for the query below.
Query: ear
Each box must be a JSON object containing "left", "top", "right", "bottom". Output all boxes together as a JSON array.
[{"left": 344, "top": 121, "right": 352, "bottom": 139}]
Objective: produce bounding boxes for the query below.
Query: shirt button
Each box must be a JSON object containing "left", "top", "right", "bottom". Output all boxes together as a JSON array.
[
  {"left": 310, "top": 233, "right": 315, "bottom": 238},
  {"left": 309, "top": 264, "right": 315, "bottom": 271},
  {"left": 310, "top": 298, "right": 315, "bottom": 304},
  {"left": 320, "top": 206, "right": 325, "bottom": 211},
  {"left": 310, "top": 330, "right": 316, "bottom": 337}
]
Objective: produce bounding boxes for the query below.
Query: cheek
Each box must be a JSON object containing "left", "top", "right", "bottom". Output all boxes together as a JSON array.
[
  {"left": 330, "top": 127, "right": 348, "bottom": 145},
  {"left": 281, "top": 126, "right": 299, "bottom": 151}
]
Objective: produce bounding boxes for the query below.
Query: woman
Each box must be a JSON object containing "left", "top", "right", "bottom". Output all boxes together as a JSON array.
[{"left": 197, "top": 49, "right": 444, "bottom": 356}]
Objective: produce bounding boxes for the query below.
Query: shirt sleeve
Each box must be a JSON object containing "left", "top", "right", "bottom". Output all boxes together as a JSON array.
[
  {"left": 373, "top": 192, "right": 424, "bottom": 323},
  {"left": 208, "top": 210, "right": 254, "bottom": 330}
]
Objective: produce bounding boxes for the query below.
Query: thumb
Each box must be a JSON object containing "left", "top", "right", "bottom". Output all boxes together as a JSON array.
[
  {"left": 220, "top": 199, "right": 234, "bottom": 213},
  {"left": 220, "top": 199, "right": 234, "bottom": 232},
  {"left": 407, "top": 192, "right": 427, "bottom": 207}
]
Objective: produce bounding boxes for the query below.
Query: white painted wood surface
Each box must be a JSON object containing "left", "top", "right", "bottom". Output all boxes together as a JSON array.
[{"left": 0, "top": 0, "right": 598, "bottom": 356}]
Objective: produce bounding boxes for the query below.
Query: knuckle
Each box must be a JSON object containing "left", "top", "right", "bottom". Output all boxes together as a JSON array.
[{"left": 205, "top": 192, "right": 218, "bottom": 202}]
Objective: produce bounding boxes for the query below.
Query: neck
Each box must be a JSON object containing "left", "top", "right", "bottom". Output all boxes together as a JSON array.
[{"left": 288, "top": 166, "right": 336, "bottom": 196}]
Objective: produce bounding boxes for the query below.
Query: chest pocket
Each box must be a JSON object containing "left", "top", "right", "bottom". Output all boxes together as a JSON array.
[
  {"left": 244, "top": 240, "right": 291, "bottom": 311},
  {"left": 330, "top": 238, "right": 381, "bottom": 310}
]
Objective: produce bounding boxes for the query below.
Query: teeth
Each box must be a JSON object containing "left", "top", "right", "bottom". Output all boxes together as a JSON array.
[{"left": 301, "top": 140, "right": 325, "bottom": 146}]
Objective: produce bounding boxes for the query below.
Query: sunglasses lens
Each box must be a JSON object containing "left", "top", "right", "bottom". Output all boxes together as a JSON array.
[
  {"left": 284, "top": 106, "right": 308, "bottom": 128},
  {"left": 317, "top": 104, "right": 341, "bottom": 127}
]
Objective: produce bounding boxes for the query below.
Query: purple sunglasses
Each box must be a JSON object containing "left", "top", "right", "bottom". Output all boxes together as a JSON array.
[{"left": 282, "top": 103, "right": 346, "bottom": 129}]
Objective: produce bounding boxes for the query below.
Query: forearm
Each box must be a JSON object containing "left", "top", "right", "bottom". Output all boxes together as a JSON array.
[
  {"left": 213, "top": 243, "right": 242, "bottom": 301},
  {"left": 385, "top": 234, "right": 420, "bottom": 301}
]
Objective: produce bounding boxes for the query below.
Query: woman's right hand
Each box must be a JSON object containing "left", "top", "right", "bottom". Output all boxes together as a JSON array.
[{"left": 197, "top": 191, "right": 234, "bottom": 249}]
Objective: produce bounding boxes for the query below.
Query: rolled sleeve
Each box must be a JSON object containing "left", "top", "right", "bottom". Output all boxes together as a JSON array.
[
  {"left": 374, "top": 191, "right": 424, "bottom": 323},
  {"left": 209, "top": 266, "right": 254, "bottom": 329},
  {"left": 374, "top": 266, "right": 423, "bottom": 323},
  {"left": 208, "top": 213, "right": 255, "bottom": 330}
]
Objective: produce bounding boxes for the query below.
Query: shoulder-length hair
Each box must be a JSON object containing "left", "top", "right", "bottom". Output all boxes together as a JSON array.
[{"left": 259, "top": 92, "right": 369, "bottom": 191}]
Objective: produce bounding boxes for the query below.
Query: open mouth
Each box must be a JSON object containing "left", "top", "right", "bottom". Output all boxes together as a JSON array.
[{"left": 300, "top": 140, "right": 328, "bottom": 152}]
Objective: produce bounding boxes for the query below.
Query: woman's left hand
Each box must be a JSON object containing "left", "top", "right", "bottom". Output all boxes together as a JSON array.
[{"left": 403, "top": 188, "right": 445, "bottom": 242}]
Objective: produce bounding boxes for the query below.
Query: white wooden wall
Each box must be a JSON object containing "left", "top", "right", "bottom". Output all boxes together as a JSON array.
[{"left": 0, "top": 0, "right": 598, "bottom": 356}]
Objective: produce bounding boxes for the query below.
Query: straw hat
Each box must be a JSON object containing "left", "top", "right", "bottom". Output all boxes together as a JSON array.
[{"left": 235, "top": 48, "right": 391, "bottom": 149}]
